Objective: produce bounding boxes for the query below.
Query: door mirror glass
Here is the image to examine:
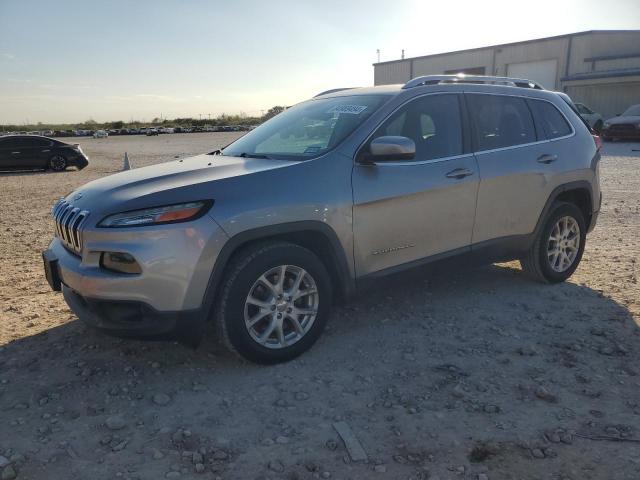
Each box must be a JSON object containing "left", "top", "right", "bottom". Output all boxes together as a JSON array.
[{"left": 364, "top": 136, "right": 415, "bottom": 163}]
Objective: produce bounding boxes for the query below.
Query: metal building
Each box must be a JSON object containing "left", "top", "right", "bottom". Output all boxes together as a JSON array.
[{"left": 373, "top": 30, "right": 640, "bottom": 118}]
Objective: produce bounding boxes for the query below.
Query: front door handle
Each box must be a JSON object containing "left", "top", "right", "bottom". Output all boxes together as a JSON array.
[
  {"left": 41, "top": 149, "right": 50, "bottom": 153},
  {"left": 446, "top": 168, "right": 473, "bottom": 179},
  {"left": 11, "top": 151, "right": 21, "bottom": 154},
  {"left": 537, "top": 154, "right": 558, "bottom": 164}
]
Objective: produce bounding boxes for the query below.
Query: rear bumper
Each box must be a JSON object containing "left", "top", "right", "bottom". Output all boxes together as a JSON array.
[
  {"left": 68, "top": 155, "right": 89, "bottom": 169},
  {"left": 587, "top": 192, "right": 602, "bottom": 233}
]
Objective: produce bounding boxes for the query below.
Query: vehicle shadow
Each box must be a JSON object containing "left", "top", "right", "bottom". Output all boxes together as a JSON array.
[
  {"left": 1, "top": 261, "right": 638, "bottom": 478},
  {"left": 2, "top": 260, "right": 636, "bottom": 370},
  {"left": 0, "top": 169, "right": 76, "bottom": 177}
]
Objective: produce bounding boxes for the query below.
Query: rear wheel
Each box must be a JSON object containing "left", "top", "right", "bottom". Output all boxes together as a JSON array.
[
  {"left": 520, "top": 202, "right": 586, "bottom": 283},
  {"left": 49, "top": 155, "right": 67, "bottom": 171},
  {"left": 215, "top": 241, "right": 332, "bottom": 364}
]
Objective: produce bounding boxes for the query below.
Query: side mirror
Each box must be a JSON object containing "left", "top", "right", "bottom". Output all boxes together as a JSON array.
[{"left": 359, "top": 136, "right": 415, "bottom": 164}]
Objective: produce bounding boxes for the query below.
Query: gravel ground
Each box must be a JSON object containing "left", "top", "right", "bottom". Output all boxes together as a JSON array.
[{"left": 1, "top": 134, "right": 639, "bottom": 480}]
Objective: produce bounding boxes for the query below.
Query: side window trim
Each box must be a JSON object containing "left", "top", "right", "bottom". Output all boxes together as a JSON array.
[
  {"left": 525, "top": 98, "right": 545, "bottom": 142},
  {"left": 355, "top": 92, "right": 466, "bottom": 164},
  {"left": 464, "top": 92, "right": 575, "bottom": 155}
]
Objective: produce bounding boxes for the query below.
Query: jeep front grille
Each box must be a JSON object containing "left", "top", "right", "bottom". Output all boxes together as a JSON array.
[{"left": 52, "top": 198, "right": 89, "bottom": 254}]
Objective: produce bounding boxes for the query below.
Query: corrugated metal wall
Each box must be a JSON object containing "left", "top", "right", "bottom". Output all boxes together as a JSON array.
[
  {"left": 568, "top": 31, "right": 640, "bottom": 76},
  {"left": 566, "top": 82, "right": 640, "bottom": 118},
  {"left": 412, "top": 49, "right": 494, "bottom": 77},
  {"left": 373, "top": 31, "right": 640, "bottom": 119},
  {"left": 373, "top": 61, "right": 411, "bottom": 85}
]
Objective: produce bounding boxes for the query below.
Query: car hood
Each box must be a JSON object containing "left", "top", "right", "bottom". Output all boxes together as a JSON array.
[
  {"left": 65, "top": 154, "right": 293, "bottom": 217},
  {"left": 605, "top": 115, "right": 640, "bottom": 125}
]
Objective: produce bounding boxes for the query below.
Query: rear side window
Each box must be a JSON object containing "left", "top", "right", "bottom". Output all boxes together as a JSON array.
[
  {"left": 372, "top": 94, "right": 463, "bottom": 160},
  {"left": 529, "top": 100, "right": 572, "bottom": 139},
  {"left": 467, "top": 94, "right": 536, "bottom": 151}
]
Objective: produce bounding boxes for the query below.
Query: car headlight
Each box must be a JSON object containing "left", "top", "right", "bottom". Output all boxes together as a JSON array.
[{"left": 98, "top": 201, "right": 212, "bottom": 227}]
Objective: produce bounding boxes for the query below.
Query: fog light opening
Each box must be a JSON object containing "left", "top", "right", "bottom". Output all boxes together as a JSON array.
[{"left": 101, "top": 252, "right": 142, "bottom": 274}]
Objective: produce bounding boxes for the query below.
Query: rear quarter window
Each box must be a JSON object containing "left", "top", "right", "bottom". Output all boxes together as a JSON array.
[
  {"left": 467, "top": 94, "right": 536, "bottom": 151},
  {"left": 529, "top": 100, "right": 572, "bottom": 139}
]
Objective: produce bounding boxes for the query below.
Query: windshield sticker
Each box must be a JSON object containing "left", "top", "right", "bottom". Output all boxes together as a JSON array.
[
  {"left": 327, "top": 105, "right": 368, "bottom": 115},
  {"left": 303, "top": 146, "right": 323, "bottom": 154}
]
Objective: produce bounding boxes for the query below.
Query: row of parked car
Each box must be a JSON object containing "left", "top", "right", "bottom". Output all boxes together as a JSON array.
[
  {"left": 573, "top": 102, "right": 640, "bottom": 141},
  {"left": 2, "top": 125, "right": 256, "bottom": 139}
]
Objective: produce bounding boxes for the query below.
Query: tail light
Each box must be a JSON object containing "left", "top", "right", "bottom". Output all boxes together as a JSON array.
[{"left": 592, "top": 134, "right": 602, "bottom": 151}]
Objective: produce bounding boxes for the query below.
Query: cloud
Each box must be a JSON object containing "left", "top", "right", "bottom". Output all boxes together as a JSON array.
[{"left": 1, "top": 53, "right": 15, "bottom": 60}]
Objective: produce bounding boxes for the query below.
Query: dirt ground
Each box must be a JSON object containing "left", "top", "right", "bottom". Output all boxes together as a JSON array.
[{"left": 1, "top": 133, "right": 639, "bottom": 480}]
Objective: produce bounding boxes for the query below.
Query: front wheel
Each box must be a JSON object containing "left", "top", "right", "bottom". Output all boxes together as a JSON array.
[
  {"left": 49, "top": 155, "right": 67, "bottom": 171},
  {"left": 520, "top": 202, "right": 586, "bottom": 283},
  {"left": 215, "top": 241, "right": 333, "bottom": 364}
]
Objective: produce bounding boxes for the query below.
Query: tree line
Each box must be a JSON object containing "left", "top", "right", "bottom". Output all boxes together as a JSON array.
[{"left": 1, "top": 106, "right": 286, "bottom": 132}]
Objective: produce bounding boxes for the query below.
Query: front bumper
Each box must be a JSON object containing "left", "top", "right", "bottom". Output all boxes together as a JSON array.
[
  {"left": 62, "top": 286, "right": 205, "bottom": 344},
  {"left": 601, "top": 127, "right": 640, "bottom": 139},
  {"left": 43, "top": 214, "right": 228, "bottom": 340}
]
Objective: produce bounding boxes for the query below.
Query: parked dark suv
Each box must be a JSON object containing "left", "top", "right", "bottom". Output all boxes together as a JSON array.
[
  {"left": 43, "top": 75, "right": 601, "bottom": 363},
  {"left": 0, "top": 135, "right": 89, "bottom": 171}
]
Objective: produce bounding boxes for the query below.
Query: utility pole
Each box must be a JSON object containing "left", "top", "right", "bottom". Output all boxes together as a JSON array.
[
  {"left": 376, "top": 49, "right": 380, "bottom": 63},
  {"left": 401, "top": 49, "right": 405, "bottom": 60}
]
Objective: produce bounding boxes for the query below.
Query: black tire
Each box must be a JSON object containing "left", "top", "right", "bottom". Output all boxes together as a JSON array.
[
  {"left": 49, "top": 155, "right": 67, "bottom": 171},
  {"left": 520, "top": 202, "right": 586, "bottom": 284},
  {"left": 215, "top": 241, "right": 333, "bottom": 364}
]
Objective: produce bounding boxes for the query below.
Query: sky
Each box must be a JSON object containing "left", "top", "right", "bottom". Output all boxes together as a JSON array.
[{"left": 1, "top": 0, "right": 639, "bottom": 125}]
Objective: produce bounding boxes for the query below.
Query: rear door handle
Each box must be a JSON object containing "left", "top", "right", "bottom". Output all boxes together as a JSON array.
[
  {"left": 41, "top": 149, "right": 50, "bottom": 153},
  {"left": 11, "top": 151, "right": 20, "bottom": 154},
  {"left": 446, "top": 168, "right": 473, "bottom": 179},
  {"left": 537, "top": 154, "right": 558, "bottom": 164}
]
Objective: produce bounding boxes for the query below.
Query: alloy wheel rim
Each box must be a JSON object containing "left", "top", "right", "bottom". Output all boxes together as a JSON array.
[
  {"left": 547, "top": 216, "right": 580, "bottom": 273},
  {"left": 244, "top": 265, "right": 319, "bottom": 349},
  {"left": 50, "top": 156, "right": 65, "bottom": 170}
]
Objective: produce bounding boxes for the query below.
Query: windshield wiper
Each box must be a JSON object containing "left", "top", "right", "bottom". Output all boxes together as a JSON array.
[{"left": 237, "top": 152, "right": 271, "bottom": 159}]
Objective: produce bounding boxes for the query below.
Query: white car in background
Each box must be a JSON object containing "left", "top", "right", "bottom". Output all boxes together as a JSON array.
[
  {"left": 574, "top": 103, "right": 604, "bottom": 133},
  {"left": 93, "top": 130, "right": 108, "bottom": 138},
  {"left": 160, "top": 127, "right": 175, "bottom": 134}
]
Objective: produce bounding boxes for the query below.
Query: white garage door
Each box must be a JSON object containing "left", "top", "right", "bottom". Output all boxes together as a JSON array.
[{"left": 507, "top": 59, "right": 558, "bottom": 90}]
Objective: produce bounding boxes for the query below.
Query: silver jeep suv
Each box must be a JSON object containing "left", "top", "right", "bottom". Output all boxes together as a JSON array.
[{"left": 43, "top": 75, "right": 601, "bottom": 363}]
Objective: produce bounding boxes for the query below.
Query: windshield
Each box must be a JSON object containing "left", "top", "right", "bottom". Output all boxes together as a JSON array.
[
  {"left": 622, "top": 104, "right": 640, "bottom": 116},
  {"left": 222, "top": 94, "right": 391, "bottom": 160}
]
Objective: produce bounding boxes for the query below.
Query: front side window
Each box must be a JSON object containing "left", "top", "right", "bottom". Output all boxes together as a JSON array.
[
  {"left": 222, "top": 94, "right": 390, "bottom": 160},
  {"left": 0, "top": 138, "right": 25, "bottom": 148},
  {"left": 371, "top": 94, "right": 463, "bottom": 160},
  {"left": 529, "top": 100, "right": 572, "bottom": 139},
  {"left": 467, "top": 94, "right": 536, "bottom": 151},
  {"left": 24, "top": 138, "right": 52, "bottom": 147}
]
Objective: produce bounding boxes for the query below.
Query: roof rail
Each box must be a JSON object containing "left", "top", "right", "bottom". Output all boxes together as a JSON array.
[
  {"left": 402, "top": 74, "right": 544, "bottom": 90},
  {"left": 314, "top": 87, "right": 358, "bottom": 97}
]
